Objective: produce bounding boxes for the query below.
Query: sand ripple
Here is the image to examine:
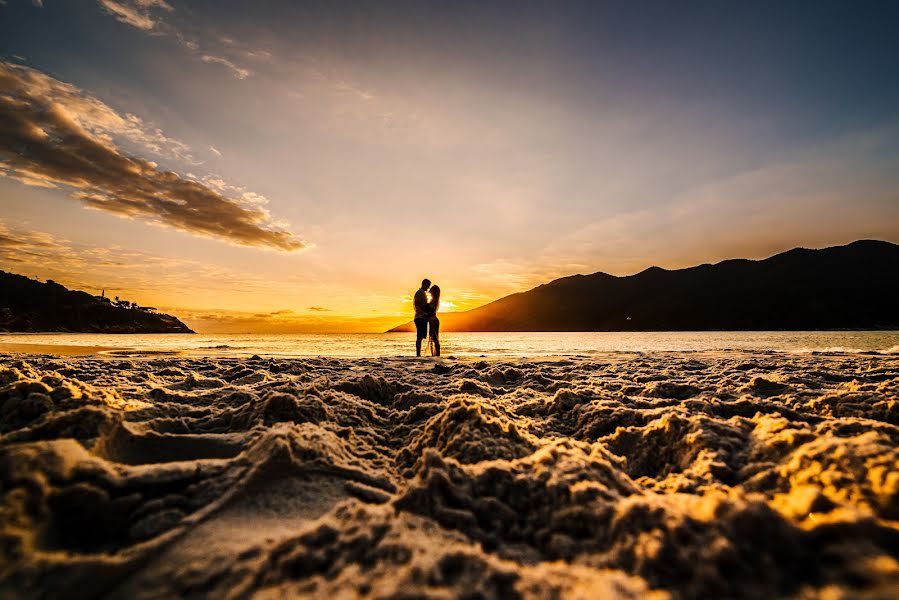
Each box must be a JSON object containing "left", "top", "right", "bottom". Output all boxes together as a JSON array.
[{"left": 1, "top": 352, "right": 898, "bottom": 598}]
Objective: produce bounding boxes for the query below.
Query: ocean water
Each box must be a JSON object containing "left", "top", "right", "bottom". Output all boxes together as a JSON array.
[{"left": 2, "top": 331, "right": 898, "bottom": 357}]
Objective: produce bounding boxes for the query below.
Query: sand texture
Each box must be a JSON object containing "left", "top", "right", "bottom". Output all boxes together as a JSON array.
[{"left": 1, "top": 352, "right": 898, "bottom": 599}]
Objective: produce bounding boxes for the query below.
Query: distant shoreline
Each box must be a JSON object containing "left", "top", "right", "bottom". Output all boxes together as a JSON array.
[
  {"left": 387, "top": 326, "right": 899, "bottom": 333},
  {"left": 0, "top": 331, "right": 197, "bottom": 335},
  {"left": 0, "top": 270, "right": 195, "bottom": 334},
  {"left": 5, "top": 328, "right": 899, "bottom": 336}
]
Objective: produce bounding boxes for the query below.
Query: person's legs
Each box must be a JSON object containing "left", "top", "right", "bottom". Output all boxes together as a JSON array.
[
  {"left": 414, "top": 318, "right": 427, "bottom": 356},
  {"left": 430, "top": 318, "right": 440, "bottom": 356}
]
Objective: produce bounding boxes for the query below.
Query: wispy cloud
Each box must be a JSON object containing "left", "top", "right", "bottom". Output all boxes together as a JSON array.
[
  {"left": 335, "top": 80, "right": 375, "bottom": 101},
  {"left": 90, "top": 0, "right": 259, "bottom": 80},
  {"left": 171, "top": 306, "right": 400, "bottom": 334},
  {"left": 468, "top": 259, "right": 591, "bottom": 296},
  {"left": 0, "top": 221, "right": 68, "bottom": 260},
  {"left": 245, "top": 50, "right": 272, "bottom": 61},
  {"left": 0, "top": 220, "right": 296, "bottom": 301},
  {"left": 482, "top": 132, "right": 899, "bottom": 282},
  {"left": 200, "top": 54, "right": 251, "bottom": 80},
  {"left": 0, "top": 62, "right": 305, "bottom": 251},
  {"left": 97, "top": 0, "right": 172, "bottom": 31}
]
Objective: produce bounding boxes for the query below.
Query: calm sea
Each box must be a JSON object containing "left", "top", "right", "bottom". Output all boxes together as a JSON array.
[{"left": 1, "top": 331, "right": 898, "bottom": 357}]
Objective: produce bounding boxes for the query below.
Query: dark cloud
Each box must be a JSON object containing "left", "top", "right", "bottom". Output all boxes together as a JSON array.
[
  {"left": 251, "top": 309, "right": 295, "bottom": 318},
  {"left": 0, "top": 62, "right": 305, "bottom": 251},
  {"left": 308, "top": 306, "right": 330, "bottom": 312}
]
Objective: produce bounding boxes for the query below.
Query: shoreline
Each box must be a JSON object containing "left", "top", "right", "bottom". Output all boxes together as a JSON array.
[
  {"left": 0, "top": 342, "right": 121, "bottom": 356},
  {"left": 2, "top": 340, "right": 898, "bottom": 361}
]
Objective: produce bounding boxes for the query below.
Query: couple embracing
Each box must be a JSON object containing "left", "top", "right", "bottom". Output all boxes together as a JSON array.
[{"left": 413, "top": 278, "right": 441, "bottom": 356}]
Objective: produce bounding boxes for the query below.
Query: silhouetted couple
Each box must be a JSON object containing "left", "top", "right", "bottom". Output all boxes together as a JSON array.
[{"left": 413, "top": 278, "right": 441, "bottom": 356}]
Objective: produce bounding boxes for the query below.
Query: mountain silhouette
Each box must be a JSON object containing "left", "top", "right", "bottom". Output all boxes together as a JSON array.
[
  {"left": 389, "top": 240, "right": 899, "bottom": 332},
  {"left": 0, "top": 271, "right": 194, "bottom": 333}
]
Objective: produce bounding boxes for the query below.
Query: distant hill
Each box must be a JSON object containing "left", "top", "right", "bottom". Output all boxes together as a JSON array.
[
  {"left": 0, "top": 271, "right": 193, "bottom": 333},
  {"left": 389, "top": 240, "right": 899, "bottom": 332}
]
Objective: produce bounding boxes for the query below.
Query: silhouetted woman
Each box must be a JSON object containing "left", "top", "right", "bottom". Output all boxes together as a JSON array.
[{"left": 426, "top": 285, "right": 441, "bottom": 356}]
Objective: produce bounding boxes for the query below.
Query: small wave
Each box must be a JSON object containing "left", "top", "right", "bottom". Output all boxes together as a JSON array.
[
  {"left": 792, "top": 347, "right": 865, "bottom": 355},
  {"left": 791, "top": 346, "right": 899, "bottom": 355},
  {"left": 101, "top": 349, "right": 182, "bottom": 357}
]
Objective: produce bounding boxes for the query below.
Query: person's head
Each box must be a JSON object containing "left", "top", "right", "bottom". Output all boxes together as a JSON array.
[
  {"left": 421, "top": 278, "right": 431, "bottom": 290},
  {"left": 429, "top": 285, "right": 441, "bottom": 302}
]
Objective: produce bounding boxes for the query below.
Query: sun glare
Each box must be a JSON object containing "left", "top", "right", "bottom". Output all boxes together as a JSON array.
[{"left": 438, "top": 299, "right": 458, "bottom": 312}]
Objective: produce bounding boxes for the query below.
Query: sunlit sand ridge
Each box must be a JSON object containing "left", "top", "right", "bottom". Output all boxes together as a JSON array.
[{"left": 1, "top": 352, "right": 898, "bottom": 598}]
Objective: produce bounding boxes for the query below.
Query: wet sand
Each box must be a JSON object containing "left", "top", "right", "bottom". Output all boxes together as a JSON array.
[
  {"left": 0, "top": 342, "right": 120, "bottom": 356},
  {"left": 1, "top": 351, "right": 897, "bottom": 599}
]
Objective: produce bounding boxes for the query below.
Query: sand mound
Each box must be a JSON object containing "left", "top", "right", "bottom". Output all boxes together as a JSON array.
[{"left": 1, "top": 352, "right": 898, "bottom": 598}]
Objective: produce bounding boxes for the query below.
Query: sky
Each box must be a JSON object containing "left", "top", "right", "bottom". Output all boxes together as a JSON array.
[{"left": 1, "top": 0, "right": 898, "bottom": 333}]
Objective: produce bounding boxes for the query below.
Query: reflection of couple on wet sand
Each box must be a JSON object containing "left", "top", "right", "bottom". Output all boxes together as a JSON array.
[{"left": 413, "top": 278, "right": 441, "bottom": 356}]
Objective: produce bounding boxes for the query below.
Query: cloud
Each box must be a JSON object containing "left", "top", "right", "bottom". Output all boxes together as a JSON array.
[
  {"left": 1, "top": 61, "right": 192, "bottom": 162},
  {"left": 0, "top": 220, "right": 308, "bottom": 304},
  {"left": 308, "top": 306, "right": 330, "bottom": 312},
  {"left": 0, "top": 222, "right": 68, "bottom": 262},
  {"left": 180, "top": 38, "right": 200, "bottom": 51},
  {"left": 97, "top": 0, "right": 172, "bottom": 31},
  {"left": 469, "top": 259, "right": 591, "bottom": 295},
  {"left": 245, "top": 50, "right": 272, "bottom": 61},
  {"left": 538, "top": 143, "right": 899, "bottom": 276},
  {"left": 208, "top": 145, "right": 222, "bottom": 157},
  {"left": 171, "top": 307, "right": 400, "bottom": 334},
  {"left": 91, "top": 0, "right": 258, "bottom": 81},
  {"left": 0, "top": 221, "right": 131, "bottom": 282},
  {"left": 0, "top": 62, "right": 305, "bottom": 251},
  {"left": 200, "top": 54, "right": 251, "bottom": 80},
  {"left": 335, "top": 81, "right": 375, "bottom": 101}
]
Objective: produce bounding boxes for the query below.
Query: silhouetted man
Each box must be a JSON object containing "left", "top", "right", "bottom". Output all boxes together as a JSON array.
[{"left": 413, "top": 279, "right": 431, "bottom": 356}]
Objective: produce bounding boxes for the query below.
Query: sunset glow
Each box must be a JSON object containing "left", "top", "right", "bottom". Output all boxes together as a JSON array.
[
  {"left": 3, "top": 5, "right": 899, "bottom": 599},
  {"left": 2, "top": 1, "right": 898, "bottom": 332}
]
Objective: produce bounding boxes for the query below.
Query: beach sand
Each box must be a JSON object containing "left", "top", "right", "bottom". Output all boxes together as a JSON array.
[
  {"left": 1, "top": 351, "right": 897, "bottom": 599},
  {"left": 0, "top": 343, "right": 121, "bottom": 357}
]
